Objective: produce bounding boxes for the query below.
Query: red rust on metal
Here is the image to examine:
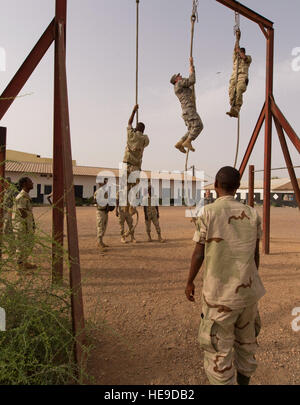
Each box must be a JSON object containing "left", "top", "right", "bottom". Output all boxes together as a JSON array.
[
  {"left": 0, "top": 20, "right": 55, "bottom": 120},
  {"left": 0, "top": 128, "right": 7, "bottom": 258},
  {"left": 239, "top": 103, "right": 265, "bottom": 177},
  {"left": 57, "top": 21, "right": 86, "bottom": 368},
  {"left": 274, "top": 117, "right": 300, "bottom": 210},
  {"left": 270, "top": 97, "right": 300, "bottom": 154},
  {"left": 248, "top": 165, "right": 254, "bottom": 208}
]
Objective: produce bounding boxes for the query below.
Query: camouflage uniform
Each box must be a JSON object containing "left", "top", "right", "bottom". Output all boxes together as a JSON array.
[
  {"left": 119, "top": 206, "right": 134, "bottom": 238},
  {"left": 123, "top": 126, "right": 149, "bottom": 191},
  {"left": 2, "top": 187, "right": 16, "bottom": 254},
  {"left": 12, "top": 189, "right": 35, "bottom": 264},
  {"left": 193, "top": 196, "right": 265, "bottom": 385},
  {"left": 173, "top": 71, "right": 203, "bottom": 142},
  {"left": 229, "top": 50, "right": 252, "bottom": 115},
  {"left": 94, "top": 191, "right": 109, "bottom": 243},
  {"left": 144, "top": 198, "right": 161, "bottom": 239}
]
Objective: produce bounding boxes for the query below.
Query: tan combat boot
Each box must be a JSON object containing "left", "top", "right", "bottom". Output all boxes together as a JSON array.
[
  {"left": 121, "top": 235, "right": 127, "bottom": 244},
  {"left": 130, "top": 234, "right": 137, "bottom": 243},
  {"left": 181, "top": 137, "right": 195, "bottom": 152},
  {"left": 147, "top": 232, "right": 152, "bottom": 242},
  {"left": 226, "top": 107, "right": 239, "bottom": 118},
  {"left": 157, "top": 233, "right": 165, "bottom": 243},
  {"left": 175, "top": 139, "right": 187, "bottom": 154}
]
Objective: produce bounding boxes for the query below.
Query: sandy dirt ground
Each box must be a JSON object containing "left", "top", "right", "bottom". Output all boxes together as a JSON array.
[{"left": 35, "top": 205, "right": 300, "bottom": 385}]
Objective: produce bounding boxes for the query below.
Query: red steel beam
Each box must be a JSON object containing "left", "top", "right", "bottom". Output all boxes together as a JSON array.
[
  {"left": 273, "top": 117, "right": 300, "bottom": 210},
  {"left": 0, "top": 19, "right": 55, "bottom": 120},
  {"left": 270, "top": 97, "right": 300, "bottom": 154},
  {"left": 215, "top": 0, "right": 273, "bottom": 29},
  {"left": 57, "top": 21, "right": 85, "bottom": 369},
  {"left": 248, "top": 165, "right": 254, "bottom": 207},
  {"left": 262, "top": 28, "right": 274, "bottom": 255},
  {"left": 52, "top": 1, "right": 66, "bottom": 284},
  {"left": 0, "top": 128, "right": 7, "bottom": 259},
  {"left": 239, "top": 103, "right": 265, "bottom": 178}
]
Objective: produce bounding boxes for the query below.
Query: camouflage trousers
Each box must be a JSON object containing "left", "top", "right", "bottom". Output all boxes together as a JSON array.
[
  {"left": 198, "top": 298, "right": 260, "bottom": 385},
  {"left": 145, "top": 214, "right": 161, "bottom": 236},
  {"left": 14, "top": 229, "right": 35, "bottom": 264},
  {"left": 181, "top": 110, "right": 204, "bottom": 141},
  {"left": 119, "top": 207, "right": 134, "bottom": 237},
  {"left": 96, "top": 209, "right": 108, "bottom": 240},
  {"left": 229, "top": 75, "right": 248, "bottom": 114}
]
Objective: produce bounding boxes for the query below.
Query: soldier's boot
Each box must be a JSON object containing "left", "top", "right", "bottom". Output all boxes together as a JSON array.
[
  {"left": 121, "top": 235, "right": 127, "bottom": 244},
  {"left": 226, "top": 106, "right": 239, "bottom": 118},
  {"left": 175, "top": 139, "right": 187, "bottom": 154},
  {"left": 147, "top": 232, "right": 152, "bottom": 242},
  {"left": 98, "top": 237, "right": 108, "bottom": 248},
  {"left": 130, "top": 234, "right": 137, "bottom": 243},
  {"left": 237, "top": 371, "right": 250, "bottom": 385},
  {"left": 157, "top": 232, "right": 165, "bottom": 243},
  {"left": 181, "top": 136, "right": 195, "bottom": 152}
]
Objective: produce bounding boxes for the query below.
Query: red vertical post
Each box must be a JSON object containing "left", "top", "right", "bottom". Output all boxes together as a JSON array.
[
  {"left": 262, "top": 28, "right": 274, "bottom": 254},
  {"left": 0, "top": 127, "right": 7, "bottom": 259},
  {"left": 248, "top": 165, "right": 254, "bottom": 208},
  {"left": 57, "top": 21, "right": 85, "bottom": 370},
  {"left": 52, "top": 0, "right": 67, "bottom": 283}
]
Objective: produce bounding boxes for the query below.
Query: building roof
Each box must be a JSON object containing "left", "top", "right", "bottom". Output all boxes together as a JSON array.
[
  {"left": 5, "top": 161, "right": 201, "bottom": 182},
  {"left": 204, "top": 178, "right": 299, "bottom": 192}
]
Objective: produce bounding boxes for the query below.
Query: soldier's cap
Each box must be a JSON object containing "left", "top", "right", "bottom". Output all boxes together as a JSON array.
[{"left": 170, "top": 73, "right": 180, "bottom": 85}]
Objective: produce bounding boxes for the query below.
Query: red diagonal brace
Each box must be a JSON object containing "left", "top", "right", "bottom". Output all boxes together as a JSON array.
[
  {"left": 0, "top": 19, "right": 55, "bottom": 120},
  {"left": 239, "top": 103, "right": 265, "bottom": 178},
  {"left": 271, "top": 97, "right": 300, "bottom": 154}
]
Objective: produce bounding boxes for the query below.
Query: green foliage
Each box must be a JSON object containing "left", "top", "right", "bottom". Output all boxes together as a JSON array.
[{"left": 0, "top": 181, "right": 93, "bottom": 385}]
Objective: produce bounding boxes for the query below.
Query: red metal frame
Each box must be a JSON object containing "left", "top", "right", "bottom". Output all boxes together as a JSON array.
[
  {"left": 0, "top": 0, "right": 85, "bottom": 368},
  {"left": 216, "top": 0, "right": 300, "bottom": 254},
  {"left": 0, "top": 127, "right": 7, "bottom": 258}
]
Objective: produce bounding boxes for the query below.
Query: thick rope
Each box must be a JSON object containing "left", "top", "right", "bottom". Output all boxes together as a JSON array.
[
  {"left": 185, "top": 0, "right": 198, "bottom": 172},
  {"left": 232, "top": 12, "right": 240, "bottom": 168},
  {"left": 135, "top": 0, "right": 139, "bottom": 125}
]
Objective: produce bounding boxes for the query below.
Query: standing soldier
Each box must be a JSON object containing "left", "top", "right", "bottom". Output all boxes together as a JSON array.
[
  {"left": 94, "top": 178, "right": 112, "bottom": 251},
  {"left": 170, "top": 57, "right": 204, "bottom": 154},
  {"left": 185, "top": 166, "right": 265, "bottom": 385},
  {"left": 12, "top": 177, "right": 37, "bottom": 270},
  {"left": 2, "top": 178, "right": 17, "bottom": 254},
  {"left": 227, "top": 28, "right": 252, "bottom": 118},
  {"left": 143, "top": 186, "right": 164, "bottom": 243}
]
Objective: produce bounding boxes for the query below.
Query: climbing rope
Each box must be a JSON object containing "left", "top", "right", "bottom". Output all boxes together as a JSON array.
[
  {"left": 135, "top": 0, "right": 139, "bottom": 125},
  {"left": 185, "top": 0, "right": 199, "bottom": 172},
  {"left": 233, "top": 12, "right": 241, "bottom": 168}
]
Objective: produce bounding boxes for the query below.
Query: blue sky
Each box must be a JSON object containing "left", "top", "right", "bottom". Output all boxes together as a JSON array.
[{"left": 0, "top": 0, "right": 299, "bottom": 181}]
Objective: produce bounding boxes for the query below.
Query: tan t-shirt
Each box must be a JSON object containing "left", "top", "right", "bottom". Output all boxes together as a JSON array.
[
  {"left": 123, "top": 126, "right": 149, "bottom": 168},
  {"left": 193, "top": 195, "right": 265, "bottom": 309},
  {"left": 232, "top": 51, "right": 252, "bottom": 77}
]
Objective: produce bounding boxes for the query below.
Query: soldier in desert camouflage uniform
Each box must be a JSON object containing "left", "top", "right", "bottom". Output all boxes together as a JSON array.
[
  {"left": 170, "top": 57, "right": 203, "bottom": 154},
  {"left": 116, "top": 191, "right": 136, "bottom": 244},
  {"left": 2, "top": 178, "right": 17, "bottom": 254},
  {"left": 94, "top": 178, "right": 110, "bottom": 250},
  {"left": 123, "top": 104, "right": 149, "bottom": 192},
  {"left": 227, "top": 29, "right": 252, "bottom": 118},
  {"left": 143, "top": 186, "right": 164, "bottom": 243},
  {"left": 185, "top": 166, "right": 265, "bottom": 385},
  {"left": 12, "top": 177, "right": 37, "bottom": 270}
]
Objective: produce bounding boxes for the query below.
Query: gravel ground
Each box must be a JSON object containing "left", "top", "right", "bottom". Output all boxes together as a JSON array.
[{"left": 36, "top": 205, "right": 300, "bottom": 385}]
